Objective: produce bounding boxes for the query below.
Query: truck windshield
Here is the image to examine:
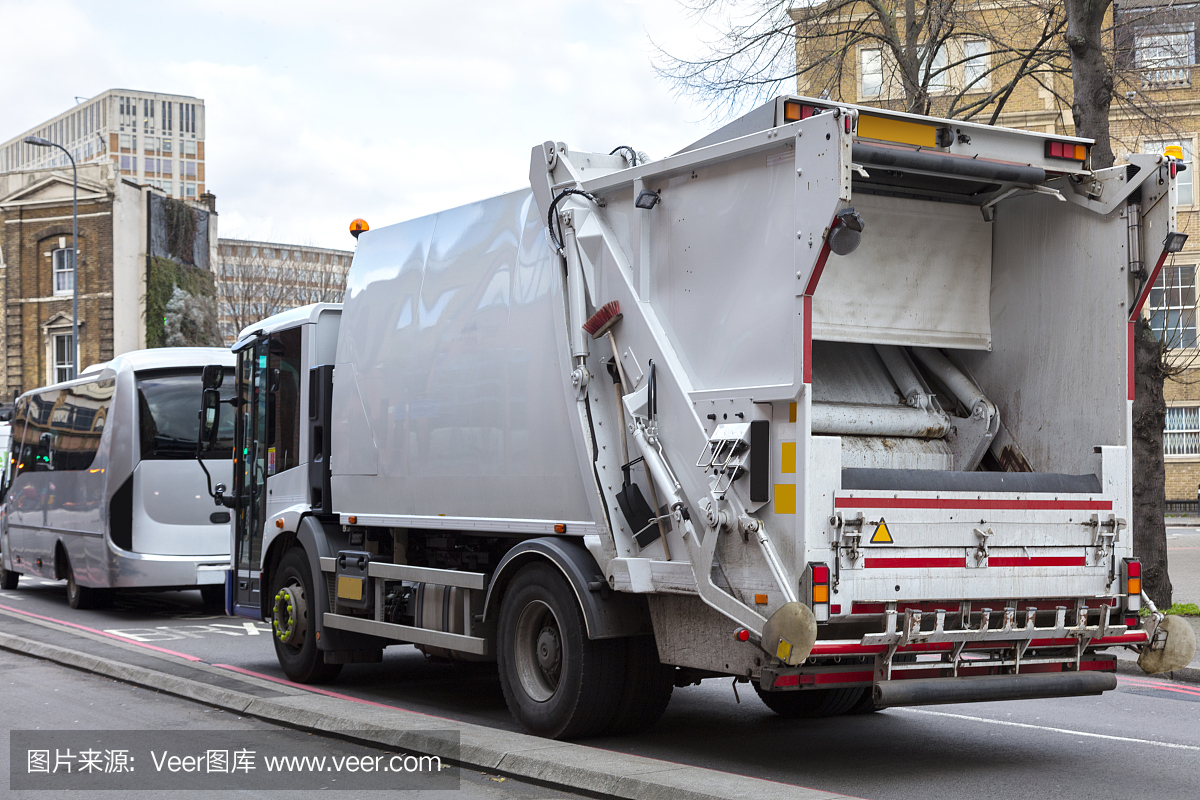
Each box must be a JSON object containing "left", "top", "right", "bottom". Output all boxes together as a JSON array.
[{"left": 137, "top": 369, "right": 234, "bottom": 460}]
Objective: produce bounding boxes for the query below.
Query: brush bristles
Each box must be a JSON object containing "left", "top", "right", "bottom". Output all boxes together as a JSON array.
[{"left": 583, "top": 301, "right": 623, "bottom": 338}]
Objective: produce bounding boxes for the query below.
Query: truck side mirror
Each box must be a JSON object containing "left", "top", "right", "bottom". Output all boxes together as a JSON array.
[
  {"left": 201, "top": 364, "right": 225, "bottom": 391},
  {"left": 198, "top": 388, "right": 221, "bottom": 454}
]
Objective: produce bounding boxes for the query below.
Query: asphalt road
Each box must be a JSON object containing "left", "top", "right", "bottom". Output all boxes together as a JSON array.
[
  {"left": 1, "top": 579, "right": 1199, "bottom": 800},
  {"left": 0, "top": 647, "right": 579, "bottom": 799}
]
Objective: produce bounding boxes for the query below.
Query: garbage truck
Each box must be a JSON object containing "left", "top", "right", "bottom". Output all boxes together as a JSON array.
[{"left": 198, "top": 95, "right": 1197, "bottom": 739}]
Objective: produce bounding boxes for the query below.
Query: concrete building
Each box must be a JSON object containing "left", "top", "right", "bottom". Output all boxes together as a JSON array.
[
  {"left": 0, "top": 161, "right": 215, "bottom": 396},
  {"left": 215, "top": 239, "right": 351, "bottom": 343},
  {"left": 0, "top": 89, "right": 205, "bottom": 201}
]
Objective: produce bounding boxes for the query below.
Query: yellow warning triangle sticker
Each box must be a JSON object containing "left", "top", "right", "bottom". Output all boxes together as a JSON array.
[{"left": 871, "top": 518, "right": 894, "bottom": 544}]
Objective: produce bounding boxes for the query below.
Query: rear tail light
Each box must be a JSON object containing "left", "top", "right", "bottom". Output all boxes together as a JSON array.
[
  {"left": 1122, "top": 558, "right": 1142, "bottom": 612},
  {"left": 807, "top": 562, "right": 830, "bottom": 622},
  {"left": 1045, "top": 140, "right": 1088, "bottom": 162}
]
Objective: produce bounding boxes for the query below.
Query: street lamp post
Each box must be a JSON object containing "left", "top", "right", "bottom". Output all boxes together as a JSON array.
[{"left": 24, "top": 135, "right": 78, "bottom": 380}]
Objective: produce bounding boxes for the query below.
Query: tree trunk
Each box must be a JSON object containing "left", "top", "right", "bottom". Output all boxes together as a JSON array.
[
  {"left": 1132, "top": 316, "right": 1173, "bottom": 607},
  {"left": 1064, "top": 0, "right": 1115, "bottom": 169}
]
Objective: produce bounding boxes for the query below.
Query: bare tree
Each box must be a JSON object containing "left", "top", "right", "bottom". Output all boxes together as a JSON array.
[{"left": 655, "top": 0, "right": 1069, "bottom": 122}]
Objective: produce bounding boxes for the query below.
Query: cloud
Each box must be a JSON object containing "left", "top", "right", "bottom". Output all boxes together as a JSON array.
[{"left": 0, "top": 1, "right": 743, "bottom": 249}]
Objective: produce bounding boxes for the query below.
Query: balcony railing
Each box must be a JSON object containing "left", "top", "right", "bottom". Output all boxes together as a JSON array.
[{"left": 1142, "top": 66, "right": 1192, "bottom": 87}]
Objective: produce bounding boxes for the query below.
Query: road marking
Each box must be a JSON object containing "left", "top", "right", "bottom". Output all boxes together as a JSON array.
[
  {"left": 897, "top": 708, "right": 1200, "bottom": 750},
  {"left": 0, "top": 603, "right": 203, "bottom": 661}
]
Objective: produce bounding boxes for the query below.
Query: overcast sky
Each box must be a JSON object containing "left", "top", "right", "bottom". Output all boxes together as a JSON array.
[{"left": 0, "top": 1, "right": 751, "bottom": 250}]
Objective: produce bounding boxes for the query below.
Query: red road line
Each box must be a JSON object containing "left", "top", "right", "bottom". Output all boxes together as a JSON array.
[
  {"left": 1118, "top": 676, "right": 1200, "bottom": 697},
  {"left": 211, "top": 663, "right": 449, "bottom": 718},
  {"left": 0, "top": 602, "right": 203, "bottom": 662}
]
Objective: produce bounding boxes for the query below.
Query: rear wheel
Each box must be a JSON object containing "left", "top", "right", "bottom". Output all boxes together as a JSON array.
[
  {"left": 64, "top": 556, "right": 105, "bottom": 610},
  {"left": 1, "top": 567, "right": 19, "bottom": 590},
  {"left": 270, "top": 548, "right": 342, "bottom": 684},
  {"left": 754, "top": 684, "right": 865, "bottom": 718},
  {"left": 602, "top": 634, "right": 674, "bottom": 735},
  {"left": 497, "top": 563, "right": 624, "bottom": 739}
]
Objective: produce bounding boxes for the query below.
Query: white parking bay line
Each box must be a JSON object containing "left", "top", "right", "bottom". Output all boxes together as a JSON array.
[{"left": 897, "top": 708, "right": 1200, "bottom": 751}]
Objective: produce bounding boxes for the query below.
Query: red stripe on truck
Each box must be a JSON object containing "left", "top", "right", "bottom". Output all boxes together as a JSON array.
[
  {"left": 835, "top": 497, "right": 1112, "bottom": 511},
  {"left": 803, "top": 294, "right": 813, "bottom": 384},
  {"left": 987, "top": 556, "right": 1087, "bottom": 567},
  {"left": 864, "top": 557, "right": 962, "bottom": 568}
]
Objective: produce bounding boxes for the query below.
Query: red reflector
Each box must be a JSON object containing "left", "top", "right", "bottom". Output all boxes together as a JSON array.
[
  {"left": 735, "top": 628, "right": 750, "bottom": 642},
  {"left": 1171, "top": 162, "right": 1177, "bottom": 178},
  {"left": 1049, "top": 141, "right": 1062, "bottom": 158},
  {"left": 845, "top": 116, "right": 851, "bottom": 133},
  {"left": 830, "top": 604, "right": 841, "bottom": 615},
  {"left": 1125, "top": 615, "right": 1140, "bottom": 627},
  {"left": 775, "top": 674, "right": 800, "bottom": 687},
  {"left": 1127, "top": 560, "right": 1141, "bottom": 578},
  {"left": 812, "top": 565, "right": 830, "bottom": 584}
]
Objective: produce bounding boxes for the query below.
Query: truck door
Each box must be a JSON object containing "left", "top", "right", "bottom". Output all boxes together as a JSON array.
[{"left": 232, "top": 338, "right": 269, "bottom": 614}]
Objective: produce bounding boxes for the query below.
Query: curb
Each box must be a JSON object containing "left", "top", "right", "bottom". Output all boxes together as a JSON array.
[{"left": 0, "top": 630, "right": 850, "bottom": 800}]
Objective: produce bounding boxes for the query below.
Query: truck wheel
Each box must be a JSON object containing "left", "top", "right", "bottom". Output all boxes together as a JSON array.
[
  {"left": 497, "top": 562, "right": 624, "bottom": 739},
  {"left": 603, "top": 634, "right": 674, "bottom": 735},
  {"left": 270, "top": 548, "right": 342, "bottom": 684},
  {"left": 1, "top": 567, "right": 18, "bottom": 590},
  {"left": 754, "top": 684, "right": 863, "bottom": 718}
]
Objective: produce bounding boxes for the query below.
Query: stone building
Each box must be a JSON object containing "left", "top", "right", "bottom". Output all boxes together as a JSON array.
[
  {"left": 0, "top": 160, "right": 216, "bottom": 396},
  {"left": 791, "top": 0, "right": 1200, "bottom": 501}
]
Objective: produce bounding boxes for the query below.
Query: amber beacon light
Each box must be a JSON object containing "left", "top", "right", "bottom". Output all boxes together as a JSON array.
[{"left": 349, "top": 218, "right": 370, "bottom": 239}]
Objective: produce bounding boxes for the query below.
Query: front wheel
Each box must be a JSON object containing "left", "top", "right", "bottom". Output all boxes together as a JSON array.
[
  {"left": 270, "top": 548, "right": 342, "bottom": 684},
  {"left": 497, "top": 563, "right": 624, "bottom": 739}
]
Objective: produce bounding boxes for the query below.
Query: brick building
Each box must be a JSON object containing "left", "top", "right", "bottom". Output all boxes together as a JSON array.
[{"left": 0, "top": 160, "right": 215, "bottom": 396}]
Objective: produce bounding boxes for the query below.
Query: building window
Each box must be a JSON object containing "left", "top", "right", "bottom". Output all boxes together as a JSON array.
[
  {"left": 1146, "top": 139, "right": 1195, "bottom": 205},
  {"left": 119, "top": 134, "right": 131, "bottom": 151},
  {"left": 929, "top": 46, "right": 949, "bottom": 93},
  {"left": 964, "top": 40, "right": 988, "bottom": 89},
  {"left": 161, "top": 139, "right": 172, "bottom": 153},
  {"left": 52, "top": 248, "right": 74, "bottom": 296},
  {"left": 1137, "top": 28, "right": 1193, "bottom": 87},
  {"left": 1166, "top": 406, "right": 1200, "bottom": 456},
  {"left": 861, "top": 48, "right": 883, "bottom": 97},
  {"left": 185, "top": 183, "right": 196, "bottom": 198},
  {"left": 1149, "top": 264, "right": 1197, "bottom": 349},
  {"left": 183, "top": 140, "right": 196, "bottom": 157},
  {"left": 53, "top": 333, "right": 75, "bottom": 384}
]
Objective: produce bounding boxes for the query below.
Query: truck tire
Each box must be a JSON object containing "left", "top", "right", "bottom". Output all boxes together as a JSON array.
[
  {"left": 754, "top": 684, "right": 863, "bottom": 718},
  {"left": 270, "top": 548, "right": 342, "bottom": 684},
  {"left": 602, "top": 634, "right": 674, "bottom": 735},
  {"left": 497, "top": 562, "right": 624, "bottom": 739},
  {"left": 1, "top": 567, "right": 18, "bottom": 590}
]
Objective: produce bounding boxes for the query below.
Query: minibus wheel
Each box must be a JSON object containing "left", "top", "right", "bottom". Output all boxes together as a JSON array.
[
  {"left": 270, "top": 548, "right": 342, "bottom": 684},
  {"left": 64, "top": 557, "right": 108, "bottom": 610},
  {"left": 496, "top": 562, "right": 624, "bottom": 739}
]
